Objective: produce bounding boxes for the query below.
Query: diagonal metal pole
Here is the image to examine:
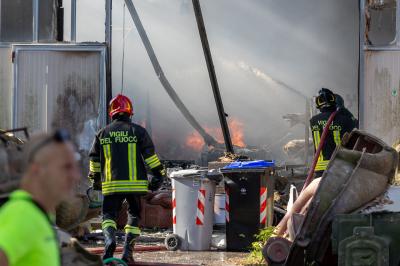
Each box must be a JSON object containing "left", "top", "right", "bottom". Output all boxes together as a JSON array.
[{"left": 192, "top": 0, "right": 234, "bottom": 153}]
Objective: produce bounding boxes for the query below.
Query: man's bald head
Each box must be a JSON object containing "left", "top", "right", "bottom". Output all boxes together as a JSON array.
[{"left": 20, "top": 132, "right": 81, "bottom": 210}]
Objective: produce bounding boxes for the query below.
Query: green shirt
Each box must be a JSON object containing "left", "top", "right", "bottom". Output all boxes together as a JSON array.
[{"left": 0, "top": 190, "right": 60, "bottom": 266}]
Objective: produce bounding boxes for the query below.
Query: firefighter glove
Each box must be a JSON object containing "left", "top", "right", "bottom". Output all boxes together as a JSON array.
[
  {"left": 92, "top": 179, "right": 102, "bottom": 191},
  {"left": 88, "top": 172, "right": 102, "bottom": 191},
  {"left": 148, "top": 176, "right": 163, "bottom": 192}
]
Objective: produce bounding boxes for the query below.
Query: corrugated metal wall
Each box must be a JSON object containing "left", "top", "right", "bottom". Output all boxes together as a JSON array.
[
  {"left": 14, "top": 49, "right": 104, "bottom": 140},
  {"left": 363, "top": 50, "right": 400, "bottom": 145},
  {"left": 0, "top": 46, "right": 11, "bottom": 129},
  {"left": 13, "top": 47, "right": 106, "bottom": 193}
]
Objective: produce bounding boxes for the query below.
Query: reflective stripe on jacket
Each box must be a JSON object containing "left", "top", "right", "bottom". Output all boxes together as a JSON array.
[{"left": 310, "top": 108, "right": 357, "bottom": 172}]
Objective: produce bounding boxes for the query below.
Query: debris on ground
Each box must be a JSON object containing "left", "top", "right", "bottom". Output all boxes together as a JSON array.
[{"left": 217, "top": 152, "right": 249, "bottom": 162}]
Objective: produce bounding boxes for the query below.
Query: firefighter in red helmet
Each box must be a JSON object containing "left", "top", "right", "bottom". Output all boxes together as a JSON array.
[{"left": 88, "top": 94, "right": 165, "bottom": 263}]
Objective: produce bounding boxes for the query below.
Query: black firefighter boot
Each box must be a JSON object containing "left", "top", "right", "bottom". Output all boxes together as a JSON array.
[
  {"left": 102, "top": 226, "right": 117, "bottom": 260},
  {"left": 121, "top": 232, "right": 138, "bottom": 263}
]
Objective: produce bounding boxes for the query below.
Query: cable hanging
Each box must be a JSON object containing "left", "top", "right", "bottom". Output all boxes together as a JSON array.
[{"left": 121, "top": 2, "right": 127, "bottom": 94}]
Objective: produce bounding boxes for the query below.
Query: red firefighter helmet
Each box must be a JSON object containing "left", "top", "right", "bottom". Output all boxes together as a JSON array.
[{"left": 109, "top": 94, "right": 134, "bottom": 118}]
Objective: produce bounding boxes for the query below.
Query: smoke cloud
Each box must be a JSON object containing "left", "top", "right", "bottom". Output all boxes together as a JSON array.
[{"left": 64, "top": 0, "right": 359, "bottom": 163}]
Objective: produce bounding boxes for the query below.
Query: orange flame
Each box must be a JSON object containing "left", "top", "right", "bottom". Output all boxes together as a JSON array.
[
  {"left": 184, "top": 118, "right": 246, "bottom": 151},
  {"left": 230, "top": 119, "right": 245, "bottom": 148},
  {"left": 185, "top": 132, "right": 205, "bottom": 151}
]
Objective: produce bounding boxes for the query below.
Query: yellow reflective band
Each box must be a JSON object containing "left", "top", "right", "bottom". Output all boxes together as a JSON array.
[
  {"left": 102, "top": 184, "right": 148, "bottom": 188},
  {"left": 101, "top": 180, "right": 148, "bottom": 194},
  {"left": 89, "top": 161, "right": 101, "bottom": 173},
  {"left": 102, "top": 180, "right": 148, "bottom": 186},
  {"left": 147, "top": 156, "right": 160, "bottom": 163},
  {"left": 160, "top": 168, "right": 166, "bottom": 176},
  {"left": 128, "top": 143, "right": 133, "bottom": 181},
  {"left": 103, "top": 187, "right": 147, "bottom": 192},
  {"left": 315, "top": 160, "right": 329, "bottom": 171},
  {"left": 313, "top": 131, "right": 324, "bottom": 162},
  {"left": 102, "top": 183, "right": 148, "bottom": 192},
  {"left": 149, "top": 160, "right": 161, "bottom": 169},
  {"left": 145, "top": 154, "right": 158, "bottom": 162},
  {"left": 102, "top": 181, "right": 148, "bottom": 185},
  {"left": 127, "top": 143, "right": 138, "bottom": 181},
  {"left": 102, "top": 187, "right": 148, "bottom": 195},
  {"left": 102, "top": 186, "right": 147, "bottom": 191},
  {"left": 133, "top": 143, "right": 137, "bottom": 181},
  {"left": 102, "top": 219, "right": 117, "bottom": 229},
  {"left": 313, "top": 131, "right": 319, "bottom": 150},
  {"left": 102, "top": 184, "right": 148, "bottom": 189},
  {"left": 333, "top": 130, "right": 341, "bottom": 146},
  {"left": 145, "top": 154, "right": 158, "bottom": 164},
  {"left": 103, "top": 145, "right": 112, "bottom": 182},
  {"left": 124, "top": 225, "right": 141, "bottom": 235},
  {"left": 146, "top": 158, "right": 159, "bottom": 166},
  {"left": 103, "top": 188, "right": 147, "bottom": 193}
]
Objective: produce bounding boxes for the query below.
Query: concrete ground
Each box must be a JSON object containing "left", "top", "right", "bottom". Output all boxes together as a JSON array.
[
  {"left": 84, "top": 227, "right": 249, "bottom": 265},
  {"left": 119, "top": 250, "right": 248, "bottom": 266},
  {"left": 82, "top": 232, "right": 249, "bottom": 266}
]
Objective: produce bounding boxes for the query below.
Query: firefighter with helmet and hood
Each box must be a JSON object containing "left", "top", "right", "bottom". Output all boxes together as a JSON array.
[
  {"left": 88, "top": 94, "right": 165, "bottom": 263},
  {"left": 310, "top": 88, "right": 358, "bottom": 177}
]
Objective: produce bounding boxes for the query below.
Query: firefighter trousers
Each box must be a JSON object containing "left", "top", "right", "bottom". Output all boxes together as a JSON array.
[{"left": 102, "top": 193, "right": 142, "bottom": 233}]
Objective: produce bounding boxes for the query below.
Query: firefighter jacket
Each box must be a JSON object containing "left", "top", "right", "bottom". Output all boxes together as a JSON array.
[
  {"left": 88, "top": 116, "right": 165, "bottom": 195},
  {"left": 310, "top": 107, "right": 357, "bottom": 172}
]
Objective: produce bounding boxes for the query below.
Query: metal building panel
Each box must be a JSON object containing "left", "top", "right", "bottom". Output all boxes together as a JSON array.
[
  {"left": 13, "top": 45, "right": 106, "bottom": 134},
  {"left": 12, "top": 44, "right": 107, "bottom": 194},
  {"left": 363, "top": 50, "right": 400, "bottom": 145},
  {"left": 0, "top": 46, "right": 12, "bottom": 129}
]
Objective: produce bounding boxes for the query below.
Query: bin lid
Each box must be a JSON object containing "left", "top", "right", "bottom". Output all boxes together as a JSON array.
[
  {"left": 169, "top": 168, "right": 207, "bottom": 178},
  {"left": 221, "top": 160, "right": 275, "bottom": 172},
  {"left": 206, "top": 169, "right": 224, "bottom": 183}
]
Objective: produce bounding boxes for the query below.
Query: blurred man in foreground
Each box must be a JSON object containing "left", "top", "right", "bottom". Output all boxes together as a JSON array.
[{"left": 0, "top": 130, "right": 80, "bottom": 266}]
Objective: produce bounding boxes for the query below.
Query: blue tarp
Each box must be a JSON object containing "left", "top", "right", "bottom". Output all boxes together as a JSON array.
[{"left": 223, "top": 160, "right": 275, "bottom": 169}]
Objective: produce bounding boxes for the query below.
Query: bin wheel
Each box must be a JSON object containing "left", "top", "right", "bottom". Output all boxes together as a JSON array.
[
  {"left": 262, "top": 237, "right": 291, "bottom": 264},
  {"left": 165, "top": 234, "right": 180, "bottom": 251}
]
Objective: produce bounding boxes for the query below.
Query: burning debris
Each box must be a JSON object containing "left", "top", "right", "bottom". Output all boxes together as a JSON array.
[
  {"left": 184, "top": 118, "right": 246, "bottom": 153},
  {"left": 185, "top": 132, "right": 205, "bottom": 152},
  {"left": 181, "top": 117, "right": 272, "bottom": 165}
]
